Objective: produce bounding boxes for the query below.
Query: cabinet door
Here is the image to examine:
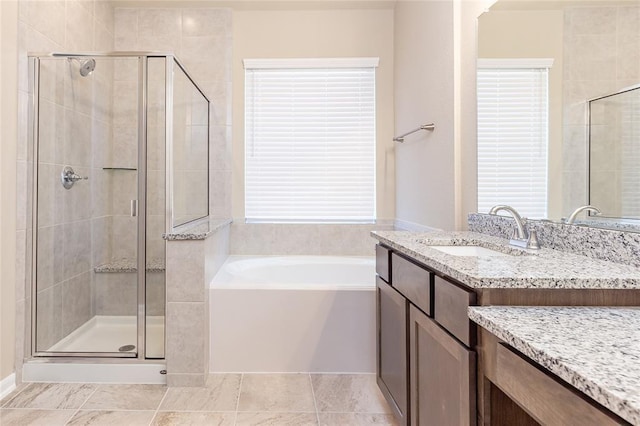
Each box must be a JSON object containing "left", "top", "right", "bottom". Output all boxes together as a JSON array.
[
  {"left": 377, "top": 277, "right": 408, "bottom": 425},
  {"left": 409, "top": 304, "right": 476, "bottom": 426}
]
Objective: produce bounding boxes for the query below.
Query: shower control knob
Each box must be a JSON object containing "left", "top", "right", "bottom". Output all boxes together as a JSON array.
[{"left": 61, "top": 166, "right": 88, "bottom": 190}]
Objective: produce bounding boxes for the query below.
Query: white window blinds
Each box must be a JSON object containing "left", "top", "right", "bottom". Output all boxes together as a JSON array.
[
  {"left": 477, "top": 60, "right": 550, "bottom": 219},
  {"left": 244, "top": 58, "right": 377, "bottom": 223}
]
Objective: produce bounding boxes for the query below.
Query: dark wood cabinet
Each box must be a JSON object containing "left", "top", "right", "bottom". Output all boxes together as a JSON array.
[
  {"left": 377, "top": 276, "right": 408, "bottom": 424},
  {"left": 409, "top": 305, "right": 476, "bottom": 426},
  {"left": 376, "top": 245, "right": 476, "bottom": 426}
]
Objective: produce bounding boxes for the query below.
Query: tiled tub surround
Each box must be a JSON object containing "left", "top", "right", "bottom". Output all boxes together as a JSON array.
[
  {"left": 469, "top": 306, "right": 640, "bottom": 425},
  {"left": 371, "top": 230, "right": 640, "bottom": 289},
  {"left": 231, "top": 221, "right": 395, "bottom": 256},
  {"left": 468, "top": 213, "right": 640, "bottom": 268},
  {"left": 163, "top": 221, "right": 230, "bottom": 387}
]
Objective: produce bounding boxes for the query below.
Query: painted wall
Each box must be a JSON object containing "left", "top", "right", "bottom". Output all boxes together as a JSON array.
[
  {"left": 478, "top": 9, "right": 564, "bottom": 219},
  {"left": 1, "top": 0, "right": 18, "bottom": 386},
  {"left": 394, "top": 0, "right": 490, "bottom": 231},
  {"left": 230, "top": 7, "right": 395, "bottom": 254}
]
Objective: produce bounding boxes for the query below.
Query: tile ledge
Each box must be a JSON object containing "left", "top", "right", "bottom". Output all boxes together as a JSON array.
[{"left": 163, "top": 218, "right": 232, "bottom": 241}]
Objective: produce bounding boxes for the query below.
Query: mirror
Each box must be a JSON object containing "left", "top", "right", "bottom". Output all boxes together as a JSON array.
[{"left": 478, "top": 0, "right": 640, "bottom": 230}]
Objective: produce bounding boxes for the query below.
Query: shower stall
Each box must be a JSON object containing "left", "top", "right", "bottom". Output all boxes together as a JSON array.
[{"left": 27, "top": 52, "right": 210, "bottom": 364}]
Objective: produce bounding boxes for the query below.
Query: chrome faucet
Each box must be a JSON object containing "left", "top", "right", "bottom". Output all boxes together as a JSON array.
[
  {"left": 565, "top": 205, "right": 601, "bottom": 225},
  {"left": 488, "top": 205, "right": 540, "bottom": 249}
]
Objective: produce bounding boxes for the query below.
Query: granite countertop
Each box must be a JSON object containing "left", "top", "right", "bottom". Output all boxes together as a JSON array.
[
  {"left": 163, "top": 218, "right": 232, "bottom": 241},
  {"left": 371, "top": 230, "right": 640, "bottom": 289},
  {"left": 469, "top": 306, "right": 640, "bottom": 425}
]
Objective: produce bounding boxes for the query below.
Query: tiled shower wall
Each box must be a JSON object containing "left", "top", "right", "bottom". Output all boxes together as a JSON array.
[
  {"left": 562, "top": 5, "right": 640, "bottom": 215},
  {"left": 15, "top": 0, "right": 115, "bottom": 378},
  {"left": 113, "top": 7, "right": 233, "bottom": 220}
]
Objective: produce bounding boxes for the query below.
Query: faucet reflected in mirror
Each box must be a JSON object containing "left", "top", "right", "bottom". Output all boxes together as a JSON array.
[
  {"left": 563, "top": 205, "right": 601, "bottom": 225},
  {"left": 488, "top": 205, "right": 540, "bottom": 250}
]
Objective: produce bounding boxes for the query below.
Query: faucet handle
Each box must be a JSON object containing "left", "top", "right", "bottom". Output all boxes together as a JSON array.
[{"left": 527, "top": 230, "right": 540, "bottom": 250}]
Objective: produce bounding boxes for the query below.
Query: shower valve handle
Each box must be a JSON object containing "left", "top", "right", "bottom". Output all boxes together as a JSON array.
[{"left": 61, "top": 166, "right": 88, "bottom": 189}]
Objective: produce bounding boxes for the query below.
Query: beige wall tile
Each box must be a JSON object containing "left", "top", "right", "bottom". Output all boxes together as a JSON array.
[
  {"left": 166, "top": 302, "right": 204, "bottom": 375},
  {"left": 166, "top": 240, "right": 204, "bottom": 303},
  {"left": 61, "top": 271, "right": 91, "bottom": 336},
  {"left": 94, "top": 272, "right": 137, "bottom": 315}
]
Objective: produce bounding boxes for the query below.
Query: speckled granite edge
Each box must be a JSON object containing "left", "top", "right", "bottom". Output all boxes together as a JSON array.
[
  {"left": 163, "top": 218, "right": 232, "bottom": 241},
  {"left": 95, "top": 258, "right": 165, "bottom": 273},
  {"left": 371, "top": 230, "right": 640, "bottom": 289},
  {"left": 469, "top": 306, "right": 640, "bottom": 425},
  {"left": 468, "top": 213, "right": 640, "bottom": 268}
]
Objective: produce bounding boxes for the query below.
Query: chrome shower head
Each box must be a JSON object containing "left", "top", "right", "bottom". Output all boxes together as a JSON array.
[{"left": 68, "top": 57, "right": 96, "bottom": 77}]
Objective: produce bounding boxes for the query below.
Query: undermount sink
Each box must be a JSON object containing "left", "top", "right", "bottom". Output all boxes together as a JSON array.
[{"left": 428, "top": 245, "right": 510, "bottom": 257}]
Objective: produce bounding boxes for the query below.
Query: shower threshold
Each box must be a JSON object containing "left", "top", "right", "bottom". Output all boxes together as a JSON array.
[{"left": 23, "top": 316, "right": 166, "bottom": 384}]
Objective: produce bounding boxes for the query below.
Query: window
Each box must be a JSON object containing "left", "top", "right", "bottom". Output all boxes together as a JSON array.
[
  {"left": 244, "top": 58, "right": 378, "bottom": 223},
  {"left": 477, "top": 59, "right": 552, "bottom": 219}
]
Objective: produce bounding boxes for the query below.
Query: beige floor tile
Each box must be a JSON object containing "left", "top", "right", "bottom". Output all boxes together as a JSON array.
[
  {"left": 151, "top": 411, "right": 236, "bottom": 426},
  {"left": 2, "top": 383, "right": 96, "bottom": 409},
  {"left": 236, "top": 412, "right": 319, "bottom": 426},
  {"left": 238, "top": 374, "right": 315, "bottom": 413},
  {"left": 81, "top": 384, "right": 167, "bottom": 410},
  {"left": 159, "top": 373, "right": 241, "bottom": 411},
  {"left": 66, "top": 410, "right": 156, "bottom": 426},
  {"left": 0, "top": 384, "right": 29, "bottom": 407},
  {"left": 318, "top": 413, "right": 399, "bottom": 426},
  {"left": 311, "top": 374, "right": 392, "bottom": 413},
  {"left": 0, "top": 408, "right": 75, "bottom": 426}
]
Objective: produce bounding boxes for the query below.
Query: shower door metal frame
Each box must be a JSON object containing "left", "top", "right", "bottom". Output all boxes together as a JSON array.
[{"left": 27, "top": 52, "right": 210, "bottom": 360}]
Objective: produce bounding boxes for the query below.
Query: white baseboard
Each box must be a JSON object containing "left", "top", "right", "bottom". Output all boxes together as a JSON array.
[
  {"left": 0, "top": 373, "right": 16, "bottom": 399},
  {"left": 394, "top": 219, "right": 442, "bottom": 232}
]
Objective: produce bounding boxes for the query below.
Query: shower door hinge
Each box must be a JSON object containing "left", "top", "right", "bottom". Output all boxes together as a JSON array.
[{"left": 131, "top": 200, "right": 138, "bottom": 217}]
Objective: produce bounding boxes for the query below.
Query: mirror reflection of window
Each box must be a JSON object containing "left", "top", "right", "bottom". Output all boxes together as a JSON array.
[{"left": 477, "top": 59, "right": 552, "bottom": 219}]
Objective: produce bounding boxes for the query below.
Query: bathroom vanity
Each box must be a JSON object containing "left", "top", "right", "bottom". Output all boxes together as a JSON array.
[
  {"left": 372, "top": 230, "right": 640, "bottom": 426},
  {"left": 469, "top": 306, "right": 639, "bottom": 426}
]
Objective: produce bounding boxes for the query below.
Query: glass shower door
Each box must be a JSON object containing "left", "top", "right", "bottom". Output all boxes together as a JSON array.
[{"left": 33, "top": 55, "right": 141, "bottom": 356}]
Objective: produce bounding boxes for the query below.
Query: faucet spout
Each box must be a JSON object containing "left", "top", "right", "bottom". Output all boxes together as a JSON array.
[
  {"left": 488, "top": 205, "right": 527, "bottom": 240},
  {"left": 565, "top": 205, "right": 601, "bottom": 224}
]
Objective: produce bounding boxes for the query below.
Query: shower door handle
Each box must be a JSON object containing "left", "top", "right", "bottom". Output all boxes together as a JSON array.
[{"left": 131, "top": 200, "right": 138, "bottom": 217}]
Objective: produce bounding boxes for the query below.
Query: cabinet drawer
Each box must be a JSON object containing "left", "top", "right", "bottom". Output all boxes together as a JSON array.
[
  {"left": 391, "top": 253, "right": 431, "bottom": 316},
  {"left": 376, "top": 245, "right": 391, "bottom": 282},
  {"left": 495, "top": 344, "right": 625, "bottom": 426},
  {"left": 434, "top": 276, "right": 476, "bottom": 347}
]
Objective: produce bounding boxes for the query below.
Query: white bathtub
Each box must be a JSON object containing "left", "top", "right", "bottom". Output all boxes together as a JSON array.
[{"left": 210, "top": 255, "right": 376, "bottom": 373}]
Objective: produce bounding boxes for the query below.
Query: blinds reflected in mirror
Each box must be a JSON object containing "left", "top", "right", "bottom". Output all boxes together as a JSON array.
[{"left": 477, "top": 60, "right": 550, "bottom": 219}]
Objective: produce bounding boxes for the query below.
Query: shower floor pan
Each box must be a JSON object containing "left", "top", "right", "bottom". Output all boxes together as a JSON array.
[
  {"left": 24, "top": 316, "right": 166, "bottom": 384},
  {"left": 48, "top": 315, "right": 164, "bottom": 356}
]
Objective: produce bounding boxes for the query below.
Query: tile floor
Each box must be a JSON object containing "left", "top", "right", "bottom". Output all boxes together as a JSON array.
[{"left": 0, "top": 373, "right": 399, "bottom": 426}]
